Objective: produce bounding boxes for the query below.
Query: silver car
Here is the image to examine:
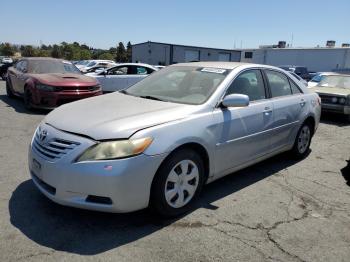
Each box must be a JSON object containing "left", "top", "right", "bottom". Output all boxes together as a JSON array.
[{"left": 28, "top": 62, "right": 321, "bottom": 217}]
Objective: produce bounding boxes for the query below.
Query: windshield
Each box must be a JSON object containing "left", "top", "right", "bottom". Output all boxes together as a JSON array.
[
  {"left": 29, "top": 60, "right": 82, "bottom": 74},
  {"left": 125, "top": 66, "right": 230, "bottom": 105},
  {"left": 317, "top": 75, "right": 350, "bottom": 89},
  {"left": 86, "top": 61, "right": 96, "bottom": 67}
]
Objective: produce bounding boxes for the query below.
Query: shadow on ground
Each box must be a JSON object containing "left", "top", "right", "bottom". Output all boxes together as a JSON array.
[
  {"left": 9, "top": 152, "right": 305, "bottom": 255},
  {"left": 320, "top": 112, "right": 349, "bottom": 127},
  {"left": 341, "top": 159, "right": 350, "bottom": 186},
  {"left": 0, "top": 94, "right": 48, "bottom": 115}
]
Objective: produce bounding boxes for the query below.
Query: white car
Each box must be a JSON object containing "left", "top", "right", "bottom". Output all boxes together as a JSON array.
[
  {"left": 308, "top": 72, "right": 338, "bottom": 88},
  {"left": 1, "top": 57, "right": 13, "bottom": 63},
  {"left": 86, "top": 63, "right": 157, "bottom": 92},
  {"left": 289, "top": 72, "right": 308, "bottom": 86},
  {"left": 79, "top": 60, "right": 117, "bottom": 73}
]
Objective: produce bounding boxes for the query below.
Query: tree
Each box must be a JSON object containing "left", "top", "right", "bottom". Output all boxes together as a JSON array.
[
  {"left": 98, "top": 52, "right": 114, "bottom": 60},
  {"left": 80, "top": 49, "right": 92, "bottom": 60},
  {"left": 21, "top": 45, "right": 37, "bottom": 57},
  {"left": 51, "top": 44, "right": 63, "bottom": 58},
  {"left": 0, "top": 43, "right": 15, "bottom": 56},
  {"left": 115, "top": 42, "right": 127, "bottom": 62},
  {"left": 126, "top": 41, "right": 132, "bottom": 62}
]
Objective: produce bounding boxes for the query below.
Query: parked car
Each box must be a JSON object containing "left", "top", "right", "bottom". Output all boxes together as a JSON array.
[
  {"left": 289, "top": 71, "right": 308, "bottom": 86},
  {"left": 74, "top": 60, "right": 90, "bottom": 69},
  {"left": 308, "top": 72, "right": 337, "bottom": 88},
  {"left": 6, "top": 57, "right": 102, "bottom": 109},
  {"left": 83, "top": 65, "right": 114, "bottom": 74},
  {"left": 1, "top": 57, "right": 13, "bottom": 64},
  {"left": 309, "top": 74, "right": 350, "bottom": 120},
  {"left": 79, "top": 60, "right": 117, "bottom": 73},
  {"left": 86, "top": 63, "right": 157, "bottom": 92},
  {"left": 279, "top": 65, "right": 311, "bottom": 81},
  {"left": 0, "top": 62, "right": 13, "bottom": 80},
  {"left": 28, "top": 62, "right": 321, "bottom": 217}
]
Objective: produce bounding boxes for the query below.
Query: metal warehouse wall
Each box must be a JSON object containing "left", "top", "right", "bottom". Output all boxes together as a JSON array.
[
  {"left": 241, "top": 48, "right": 350, "bottom": 72},
  {"left": 132, "top": 42, "right": 241, "bottom": 65},
  {"left": 171, "top": 46, "right": 240, "bottom": 64},
  {"left": 132, "top": 43, "right": 171, "bottom": 65}
]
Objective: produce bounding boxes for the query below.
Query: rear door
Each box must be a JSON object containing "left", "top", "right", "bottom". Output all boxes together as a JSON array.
[
  {"left": 214, "top": 69, "right": 274, "bottom": 176},
  {"left": 126, "top": 66, "right": 154, "bottom": 88},
  {"left": 97, "top": 65, "right": 129, "bottom": 92},
  {"left": 264, "top": 69, "right": 307, "bottom": 150}
]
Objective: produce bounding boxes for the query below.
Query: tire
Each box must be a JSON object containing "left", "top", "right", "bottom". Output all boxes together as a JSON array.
[
  {"left": 150, "top": 149, "right": 205, "bottom": 217},
  {"left": 6, "top": 78, "right": 15, "bottom": 98},
  {"left": 1, "top": 72, "right": 7, "bottom": 81},
  {"left": 24, "top": 88, "right": 33, "bottom": 110},
  {"left": 291, "top": 122, "right": 312, "bottom": 159}
]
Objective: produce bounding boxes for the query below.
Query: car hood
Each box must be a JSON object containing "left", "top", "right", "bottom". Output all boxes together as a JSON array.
[
  {"left": 31, "top": 73, "right": 97, "bottom": 86},
  {"left": 45, "top": 93, "right": 198, "bottom": 140},
  {"left": 309, "top": 87, "right": 350, "bottom": 96}
]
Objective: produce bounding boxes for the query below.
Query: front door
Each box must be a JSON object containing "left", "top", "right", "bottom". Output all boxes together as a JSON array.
[{"left": 214, "top": 69, "right": 274, "bottom": 176}]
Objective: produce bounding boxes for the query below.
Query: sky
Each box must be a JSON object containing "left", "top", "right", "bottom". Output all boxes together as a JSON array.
[{"left": 1, "top": 0, "right": 349, "bottom": 49}]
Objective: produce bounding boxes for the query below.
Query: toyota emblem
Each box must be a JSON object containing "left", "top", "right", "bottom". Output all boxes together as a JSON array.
[{"left": 39, "top": 129, "right": 48, "bottom": 142}]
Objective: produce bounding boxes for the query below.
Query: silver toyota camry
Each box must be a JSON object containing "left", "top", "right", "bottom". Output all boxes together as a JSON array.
[{"left": 29, "top": 62, "right": 321, "bottom": 217}]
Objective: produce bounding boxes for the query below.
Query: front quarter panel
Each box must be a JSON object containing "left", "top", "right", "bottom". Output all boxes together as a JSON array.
[{"left": 131, "top": 111, "right": 217, "bottom": 177}]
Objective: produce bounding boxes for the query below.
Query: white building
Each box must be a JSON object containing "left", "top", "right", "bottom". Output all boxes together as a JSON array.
[
  {"left": 132, "top": 41, "right": 241, "bottom": 66},
  {"left": 240, "top": 47, "right": 350, "bottom": 72}
]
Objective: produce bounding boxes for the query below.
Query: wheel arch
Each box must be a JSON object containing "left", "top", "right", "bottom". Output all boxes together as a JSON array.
[{"left": 150, "top": 142, "right": 211, "bottom": 192}]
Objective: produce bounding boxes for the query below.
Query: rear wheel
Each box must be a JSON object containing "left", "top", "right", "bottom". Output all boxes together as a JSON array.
[
  {"left": 24, "top": 88, "right": 33, "bottom": 110},
  {"left": 150, "top": 149, "right": 205, "bottom": 217},
  {"left": 291, "top": 122, "right": 312, "bottom": 159},
  {"left": 1, "top": 72, "right": 7, "bottom": 81},
  {"left": 6, "top": 78, "right": 15, "bottom": 98}
]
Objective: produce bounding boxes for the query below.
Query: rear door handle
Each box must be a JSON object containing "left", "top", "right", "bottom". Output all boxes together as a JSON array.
[{"left": 300, "top": 99, "right": 306, "bottom": 107}]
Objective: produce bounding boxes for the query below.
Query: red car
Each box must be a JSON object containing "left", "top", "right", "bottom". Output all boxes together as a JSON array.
[{"left": 6, "top": 57, "right": 102, "bottom": 109}]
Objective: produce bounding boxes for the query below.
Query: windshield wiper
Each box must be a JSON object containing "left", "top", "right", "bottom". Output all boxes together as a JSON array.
[
  {"left": 139, "top": 95, "right": 166, "bottom": 102},
  {"left": 119, "top": 90, "right": 129, "bottom": 94}
]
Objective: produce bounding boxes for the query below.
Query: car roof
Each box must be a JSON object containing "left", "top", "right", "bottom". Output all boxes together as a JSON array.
[{"left": 172, "top": 62, "right": 251, "bottom": 70}]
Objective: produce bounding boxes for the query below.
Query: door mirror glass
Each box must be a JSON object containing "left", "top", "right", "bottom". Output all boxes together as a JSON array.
[{"left": 221, "top": 94, "right": 249, "bottom": 108}]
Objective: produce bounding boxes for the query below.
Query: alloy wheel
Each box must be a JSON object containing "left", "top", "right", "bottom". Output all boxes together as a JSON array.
[{"left": 297, "top": 125, "right": 311, "bottom": 154}]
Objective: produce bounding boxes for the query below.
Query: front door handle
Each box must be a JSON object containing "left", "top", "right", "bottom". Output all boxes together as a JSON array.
[{"left": 263, "top": 107, "right": 272, "bottom": 115}]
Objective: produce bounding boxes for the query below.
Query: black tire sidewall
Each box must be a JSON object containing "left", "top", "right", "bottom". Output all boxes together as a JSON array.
[
  {"left": 24, "top": 88, "right": 33, "bottom": 110},
  {"left": 150, "top": 149, "right": 205, "bottom": 217},
  {"left": 6, "top": 78, "right": 14, "bottom": 98},
  {"left": 292, "top": 123, "right": 312, "bottom": 159}
]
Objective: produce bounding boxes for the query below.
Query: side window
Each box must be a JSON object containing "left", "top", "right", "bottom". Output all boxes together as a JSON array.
[
  {"left": 136, "top": 67, "right": 148, "bottom": 75},
  {"left": 265, "top": 70, "right": 292, "bottom": 98},
  {"left": 289, "top": 80, "right": 302, "bottom": 94},
  {"left": 226, "top": 69, "right": 266, "bottom": 101},
  {"left": 16, "top": 61, "right": 23, "bottom": 71},
  {"left": 108, "top": 66, "right": 128, "bottom": 75},
  {"left": 22, "top": 61, "right": 28, "bottom": 73}
]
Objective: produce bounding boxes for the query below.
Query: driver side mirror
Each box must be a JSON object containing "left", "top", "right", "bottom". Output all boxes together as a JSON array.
[{"left": 221, "top": 94, "right": 249, "bottom": 108}]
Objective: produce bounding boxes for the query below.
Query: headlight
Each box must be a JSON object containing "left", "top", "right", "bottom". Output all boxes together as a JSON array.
[
  {"left": 76, "top": 137, "right": 153, "bottom": 162},
  {"left": 339, "top": 97, "right": 346, "bottom": 105},
  {"left": 36, "top": 84, "right": 61, "bottom": 92}
]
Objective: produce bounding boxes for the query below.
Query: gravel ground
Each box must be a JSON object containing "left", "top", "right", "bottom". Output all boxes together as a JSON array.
[{"left": 0, "top": 81, "right": 349, "bottom": 262}]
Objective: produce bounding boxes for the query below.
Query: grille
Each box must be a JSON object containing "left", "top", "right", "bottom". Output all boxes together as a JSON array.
[
  {"left": 319, "top": 94, "right": 346, "bottom": 105},
  {"left": 32, "top": 130, "right": 80, "bottom": 160},
  {"left": 56, "top": 85, "right": 100, "bottom": 92}
]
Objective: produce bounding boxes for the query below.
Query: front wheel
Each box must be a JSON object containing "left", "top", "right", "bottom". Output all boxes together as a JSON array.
[
  {"left": 291, "top": 122, "right": 312, "bottom": 159},
  {"left": 6, "top": 79, "right": 15, "bottom": 98},
  {"left": 24, "top": 88, "right": 33, "bottom": 110},
  {"left": 150, "top": 149, "right": 205, "bottom": 217}
]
